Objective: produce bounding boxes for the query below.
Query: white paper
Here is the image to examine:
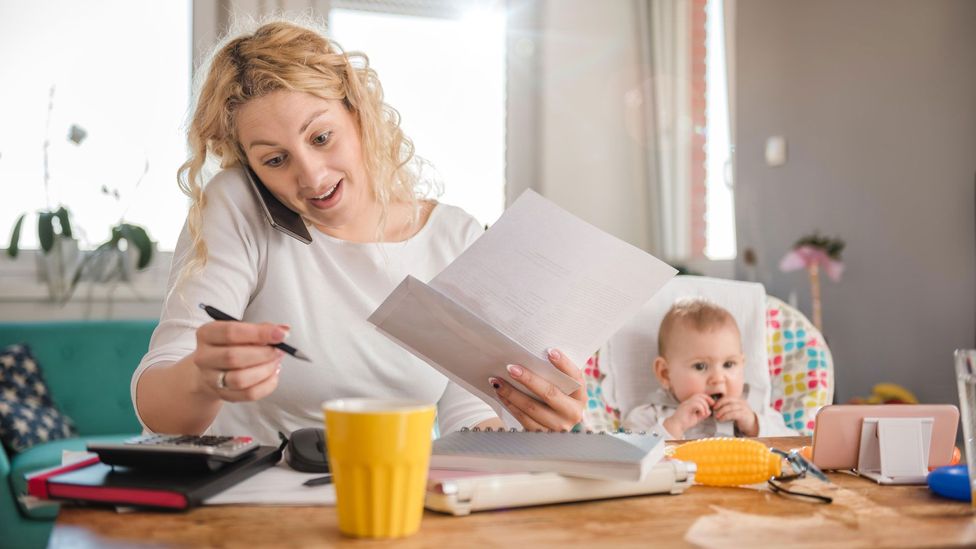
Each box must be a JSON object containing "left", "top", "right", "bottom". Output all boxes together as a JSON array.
[
  {"left": 61, "top": 450, "right": 97, "bottom": 466},
  {"left": 433, "top": 190, "right": 677, "bottom": 367},
  {"left": 369, "top": 190, "right": 677, "bottom": 416},
  {"left": 369, "top": 276, "right": 579, "bottom": 419},
  {"left": 204, "top": 462, "right": 335, "bottom": 506}
]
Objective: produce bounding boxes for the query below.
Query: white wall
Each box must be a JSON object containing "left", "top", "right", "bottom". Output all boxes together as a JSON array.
[
  {"left": 735, "top": 0, "right": 976, "bottom": 404},
  {"left": 537, "top": 0, "right": 652, "bottom": 252}
]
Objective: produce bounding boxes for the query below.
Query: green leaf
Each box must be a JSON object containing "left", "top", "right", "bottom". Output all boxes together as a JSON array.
[
  {"left": 54, "top": 207, "right": 73, "bottom": 238},
  {"left": 38, "top": 212, "right": 55, "bottom": 253},
  {"left": 110, "top": 227, "right": 122, "bottom": 246},
  {"left": 7, "top": 214, "right": 25, "bottom": 258},
  {"left": 119, "top": 223, "right": 153, "bottom": 270}
]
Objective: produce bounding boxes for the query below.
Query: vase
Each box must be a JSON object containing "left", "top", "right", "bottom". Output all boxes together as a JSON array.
[{"left": 34, "top": 235, "right": 80, "bottom": 301}]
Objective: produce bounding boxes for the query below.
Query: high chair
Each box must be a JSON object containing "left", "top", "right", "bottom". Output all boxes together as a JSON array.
[
  {"left": 764, "top": 295, "right": 834, "bottom": 434},
  {"left": 582, "top": 276, "right": 834, "bottom": 436}
]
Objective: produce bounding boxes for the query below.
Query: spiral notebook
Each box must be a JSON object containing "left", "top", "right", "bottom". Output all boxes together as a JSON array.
[{"left": 430, "top": 428, "right": 666, "bottom": 481}]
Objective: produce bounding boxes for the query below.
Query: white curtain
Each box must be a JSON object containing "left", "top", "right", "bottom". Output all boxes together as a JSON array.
[{"left": 634, "top": 0, "right": 693, "bottom": 260}]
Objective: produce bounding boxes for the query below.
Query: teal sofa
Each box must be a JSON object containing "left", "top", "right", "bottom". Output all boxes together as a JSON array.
[{"left": 0, "top": 321, "right": 156, "bottom": 549}]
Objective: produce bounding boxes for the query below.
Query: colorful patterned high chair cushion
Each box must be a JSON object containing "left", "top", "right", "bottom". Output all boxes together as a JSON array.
[
  {"left": 765, "top": 295, "right": 834, "bottom": 435},
  {"left": 583, "top": 351, "right": 620, "bottom": 431}
]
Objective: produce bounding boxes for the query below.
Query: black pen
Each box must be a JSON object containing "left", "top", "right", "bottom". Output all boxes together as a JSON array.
[
  {"left": 303, "top": 474, "right": 333, "bottom": 487},
  {"left": 199, "top": 303, "right": 311, "bottom": 362}
]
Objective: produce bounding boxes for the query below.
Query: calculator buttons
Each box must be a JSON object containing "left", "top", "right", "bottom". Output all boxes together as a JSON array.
[{"left": 91, "top": 434, "right": 260, "bottom": 466}]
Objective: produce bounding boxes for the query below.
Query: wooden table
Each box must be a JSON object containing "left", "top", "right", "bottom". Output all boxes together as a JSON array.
[{"left": 50, "top": 437, "right": 976, "bottom": 548}]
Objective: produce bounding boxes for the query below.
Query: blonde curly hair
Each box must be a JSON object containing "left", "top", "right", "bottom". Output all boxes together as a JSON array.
[{"left": 177, "top": 18, "right": 421, "bottom": 270}]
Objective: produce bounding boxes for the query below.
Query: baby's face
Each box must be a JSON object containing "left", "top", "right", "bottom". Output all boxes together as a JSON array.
[{"left": 658, "top": 322, "right": 746, "bottom": 403}]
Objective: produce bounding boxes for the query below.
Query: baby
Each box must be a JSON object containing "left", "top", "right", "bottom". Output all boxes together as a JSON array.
[{"left": 623, "top": 298, "right": 765, "bottom": 439}]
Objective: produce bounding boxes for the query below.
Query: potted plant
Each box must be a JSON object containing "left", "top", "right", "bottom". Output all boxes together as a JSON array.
[
  {"left": 5, "top": 88, "right": 86, "bottom": 300},
  {"left": 73, "top": 220, "right": 154, "bottom": 285},
  {"left": 7, "top": 206, "right": 76, "bottom": 260},
  {"left": 7, "top": 204, "right": 80, "bottom": 296},
  {"left": 63, "top": 170, "right": 155, "bottom": 303}
]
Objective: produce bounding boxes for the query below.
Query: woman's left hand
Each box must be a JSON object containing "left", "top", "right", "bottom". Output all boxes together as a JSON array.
[{"left": 490, "top": 348, "right": 586, "bottom": 431}]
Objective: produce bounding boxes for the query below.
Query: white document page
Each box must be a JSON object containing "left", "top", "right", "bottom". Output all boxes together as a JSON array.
[
  {"left": 431, "top": 190, "right": 676, "bottom": 367},
  {"left": 369, "top": 275, "right": 579, "bottom": 419},
  {"left": 368, "top": 190, "right": 676, "bottom": 419},
  {"left": 204, "top": 462, "right": 336, "bottom": 506}
]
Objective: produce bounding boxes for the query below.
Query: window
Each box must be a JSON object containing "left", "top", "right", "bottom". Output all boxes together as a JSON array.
[
  {"left": 637, "top": 0, "right": 735, "bottom": 267},
  {"left": 329, "top": 3, "right": 507, "bottom": 226},
  {"left": 0, "top": 0, "right": 191, "bottom": 253},
  {"left": 703, "top": 0, "right": 735, "bottom": 260},
  {"left": 683, "top": 0, "right": 737, "bottom": 261}
]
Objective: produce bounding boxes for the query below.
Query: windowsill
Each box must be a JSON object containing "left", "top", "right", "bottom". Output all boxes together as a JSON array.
[
  {"left": 0, "top": 249, "right": 171, "bottom": 303},
  {"left": 0, "top": 279, "right": 167, "bottom": 302}
]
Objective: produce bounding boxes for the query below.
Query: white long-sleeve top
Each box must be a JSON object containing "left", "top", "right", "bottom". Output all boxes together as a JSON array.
[
  {"left": 622, "top": 387, "right": 798, "bottom": 439},
  {"left": 131, "top": 168, "right": 497, "bottom": 445}
]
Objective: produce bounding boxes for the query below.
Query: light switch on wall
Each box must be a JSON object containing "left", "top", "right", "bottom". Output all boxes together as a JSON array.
[{"left": 765, "top": 136, "right": 787, "bottom": 166}]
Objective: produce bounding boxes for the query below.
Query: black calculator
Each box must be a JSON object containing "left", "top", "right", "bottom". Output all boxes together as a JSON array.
[{"left": 88, "top": 435, "right": 260, "bottom": 473}]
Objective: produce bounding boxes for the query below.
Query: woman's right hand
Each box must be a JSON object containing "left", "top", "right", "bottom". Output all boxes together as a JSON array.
[{"left": 192, "top": 321, "right": 288, "bottom": 402}]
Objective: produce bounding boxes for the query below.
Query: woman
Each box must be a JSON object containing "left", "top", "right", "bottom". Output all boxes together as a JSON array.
[{"left": 132, "top": 20, "right": 585, "bottom": 444}]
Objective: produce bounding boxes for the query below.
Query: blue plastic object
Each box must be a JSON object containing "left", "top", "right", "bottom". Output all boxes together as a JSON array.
[{"left": 928, "top": 465, "right": 971, "bottom": 502}]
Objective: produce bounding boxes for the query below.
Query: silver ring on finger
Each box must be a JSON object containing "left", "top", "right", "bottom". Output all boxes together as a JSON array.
[{"left": 216, "top": 370, "right": 228, "bottom": 390}]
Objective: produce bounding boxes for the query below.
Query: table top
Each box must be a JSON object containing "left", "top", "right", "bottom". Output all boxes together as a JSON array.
[{"left": 52, "top": 437, "right": 976, "bottom": 548}]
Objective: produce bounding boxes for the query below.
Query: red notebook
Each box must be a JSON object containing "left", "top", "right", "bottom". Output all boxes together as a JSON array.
[{"left": 27, "top": 445, "right": 281, "bottom": 510}]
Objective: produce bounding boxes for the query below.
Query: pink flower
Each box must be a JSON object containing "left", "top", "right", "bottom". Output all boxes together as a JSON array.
[{"left": 779, "top": 245, "right": 845, "bottom": 282}]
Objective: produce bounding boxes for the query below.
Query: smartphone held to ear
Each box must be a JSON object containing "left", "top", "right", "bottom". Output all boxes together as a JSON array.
[{"left": 244, "top": 165, "right": 313, "bottom": 244}]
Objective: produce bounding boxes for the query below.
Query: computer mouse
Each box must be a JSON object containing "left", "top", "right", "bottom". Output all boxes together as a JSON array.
[{"left": 286, "top": 427, "right": 329, "bottom": 473}]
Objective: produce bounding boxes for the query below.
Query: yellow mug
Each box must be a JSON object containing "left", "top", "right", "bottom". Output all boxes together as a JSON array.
[{"left": 322, "top": 398, "right": 436, "bottom": 538}]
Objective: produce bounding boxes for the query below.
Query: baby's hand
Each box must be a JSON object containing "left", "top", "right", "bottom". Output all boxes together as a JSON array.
[
  {"left": 712, "top": 396, "right": 759, "bottom": 437},
  {"left": 663, "top": 393, "right": 715, "bottom": 439}
]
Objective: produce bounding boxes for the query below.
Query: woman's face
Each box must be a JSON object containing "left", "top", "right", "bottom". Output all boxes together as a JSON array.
[{"left": 236, "top": 90, "right": 374, "bottom": 239}]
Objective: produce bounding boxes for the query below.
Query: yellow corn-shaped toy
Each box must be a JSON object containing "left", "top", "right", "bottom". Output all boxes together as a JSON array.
[{"left": 671, "top": 437, "right": 782, "bottom": 486}]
